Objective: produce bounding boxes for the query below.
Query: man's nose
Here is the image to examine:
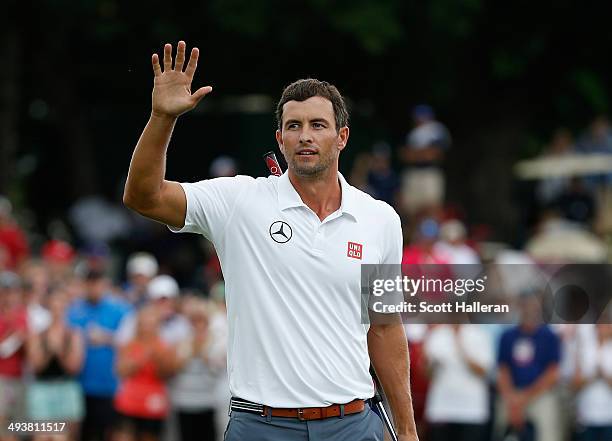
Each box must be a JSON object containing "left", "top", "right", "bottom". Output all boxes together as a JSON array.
[{"left": 299, "top": 128, "right": 313, "bottom": 144}]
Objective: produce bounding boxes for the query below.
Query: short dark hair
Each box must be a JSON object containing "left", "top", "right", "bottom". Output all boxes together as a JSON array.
[{"left": 276, "top": 79, "right": 349, "bottom": 132}]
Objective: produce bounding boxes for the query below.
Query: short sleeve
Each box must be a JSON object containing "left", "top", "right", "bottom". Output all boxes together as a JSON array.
[
  {"left": 380, "top": 207, "right": 403, "bottom": 265},
  {"left": 168, "top": 175, "right": 254, "bottom": 241},
  {"left": 497, "top": 330, "right": 512, "bottom": 367},
  {"left": 368, "top": 205, "right": 404, "bottom": 315},
  {"left": 544, "top": 329, "right": 561, "bottom": 366}
]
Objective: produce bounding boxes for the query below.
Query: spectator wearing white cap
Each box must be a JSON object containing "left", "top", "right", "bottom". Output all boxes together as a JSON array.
[
  {"left": 433, "top": 219, "right": 480, "bottom": 265},
  {"left": 124, "top": 253, "right": 159, "bottom": 308},
  {"left": 115, "top": 275, "right": 191, "bottom": 347}
]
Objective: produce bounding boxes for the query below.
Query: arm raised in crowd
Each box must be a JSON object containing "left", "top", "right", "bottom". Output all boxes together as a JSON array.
[{"left": 123, "top": 41, "right": 212, "bottom": 228}]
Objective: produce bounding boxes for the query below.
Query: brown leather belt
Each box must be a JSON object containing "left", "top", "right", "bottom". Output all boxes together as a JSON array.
[{"left": 230, "top": 397, "right": 365, "bottom": 421}]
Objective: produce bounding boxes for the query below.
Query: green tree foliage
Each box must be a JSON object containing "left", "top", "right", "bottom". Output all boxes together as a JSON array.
[{"left": 3, "top": 0, "right": 612, "bottom": 237}]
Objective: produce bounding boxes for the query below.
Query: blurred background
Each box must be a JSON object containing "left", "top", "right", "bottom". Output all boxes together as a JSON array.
[{"left": 1, "top": 1, "right": 612, "bottom": 441}]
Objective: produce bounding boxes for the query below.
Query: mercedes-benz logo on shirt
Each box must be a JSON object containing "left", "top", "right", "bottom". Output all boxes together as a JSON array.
[{"left": 269, "top": 221, "right": 293, "bottom": 244}]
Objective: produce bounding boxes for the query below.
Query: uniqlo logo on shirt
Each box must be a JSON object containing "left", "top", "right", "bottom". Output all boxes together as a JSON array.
[{"left": 347, "top": 242, "right": 363, "bottom": 260}]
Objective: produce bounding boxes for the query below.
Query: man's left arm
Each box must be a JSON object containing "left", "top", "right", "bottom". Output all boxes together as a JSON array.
[{"left": 368, "top": 321, "right": 419, "bottom": 441}]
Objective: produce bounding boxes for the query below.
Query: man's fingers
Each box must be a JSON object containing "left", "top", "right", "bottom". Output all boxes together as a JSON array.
[
  {"left": 174, "top": 40, "right": 186, "bottom": 71},
  {"left": 192, "top": 86, "right": 213, "bottom": 103},
  {"left": 163, "top": 43, "right": 172, "bottom": 72},
  {"left": 185, "top": 47, "right": 199, "bottom": 79},
  {"left": 152, "top": 53, "right": 162, "bottom": 77}
]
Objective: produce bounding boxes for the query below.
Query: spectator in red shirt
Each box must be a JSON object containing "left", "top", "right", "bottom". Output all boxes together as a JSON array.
[
  {"left": 41, "top": 240, "right": 76, "bottom": 286},
  {"left": 114, "top": 306, "right": 176, "bottom": 441},
  {"left": 0, "top": 197, "right": 29, "bottom": 271},
  {"left": 0, "top": 272, "right": 28, "bottom": 441},
  {"left": 402, "top": 219, "right": 449, "bottom": 265}
]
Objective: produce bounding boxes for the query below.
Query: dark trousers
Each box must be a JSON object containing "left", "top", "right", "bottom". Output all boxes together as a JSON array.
[
  {"left": 502, "top": 422, "right": 536, "bottom": 441},
  {"left": 81, "top": 395, "right": 117, "bottom": 441},
  {"left": 177, "top": 409, "right": 216, "bottom": 441},
  {"left": 576, "top": 425, "right": 612, "bottom": 441},
  {"left": 427, "top": 422, "right": 487, "bottom": 441}
]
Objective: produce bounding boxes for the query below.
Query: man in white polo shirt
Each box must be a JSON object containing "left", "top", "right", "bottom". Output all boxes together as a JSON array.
[{"left": 123, "top": 41, "right": 418, "bottom": 441}]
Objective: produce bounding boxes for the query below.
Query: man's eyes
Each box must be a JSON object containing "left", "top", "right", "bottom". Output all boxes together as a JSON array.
[{"left": 286, "top": 122, "right": 326, "bottom": 129}]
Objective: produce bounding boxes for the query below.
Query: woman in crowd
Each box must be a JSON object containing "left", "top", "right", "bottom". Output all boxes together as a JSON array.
[
  {"left": 572, "top": 324, "right": 612, "bottom": 441},
  {"left": 114, "top": 306, "right": 175, "bottom": 441},
  {"left": 26, "top": 288, "right": 85, "bottom": 441},
  {"left": 172, "top": 298, "right": 225, "bottom": 441},
  {"left": 423, "top": 324, "right": 494, "bottom": 441}
]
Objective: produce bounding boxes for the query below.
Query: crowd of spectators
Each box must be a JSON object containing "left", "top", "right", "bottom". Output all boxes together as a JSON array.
[
  {"left": 2, "top": 113, "right": 612, "bottom": 441},
  {"left": 0, "top": 219, "right": 228, "bottom": 441},
  {"left": 354, "top": 111, "right": 612, "bottom": 441}
]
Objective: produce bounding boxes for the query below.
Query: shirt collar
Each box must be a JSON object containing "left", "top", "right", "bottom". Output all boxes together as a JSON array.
[{"left": 277, "top": 171, "right": 359, "bottom": 221}]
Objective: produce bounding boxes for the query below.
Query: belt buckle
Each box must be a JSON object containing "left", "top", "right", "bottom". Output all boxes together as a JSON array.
[{"left": 297, "top": 408, "right": 305, "bottom": 421}]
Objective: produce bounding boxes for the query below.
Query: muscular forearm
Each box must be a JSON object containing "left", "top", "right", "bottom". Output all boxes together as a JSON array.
[
  {"left": 123, "top": 113, "right": 177, "bottom": 210},
  {"left": 368, "top": 323, "right": 418, "bottom": 437}
]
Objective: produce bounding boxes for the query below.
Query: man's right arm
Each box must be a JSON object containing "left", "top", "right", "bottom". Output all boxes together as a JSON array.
[
  {"left": 123, "top": 41, "right": 212, "bottom": 228},
  {"left": 123, "top": 113, "right": 186, "bottom": 228}
]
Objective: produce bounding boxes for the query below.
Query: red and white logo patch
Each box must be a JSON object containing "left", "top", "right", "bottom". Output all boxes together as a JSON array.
[{"left": 347, "top": 242, "right": 363, "bottom": 260}]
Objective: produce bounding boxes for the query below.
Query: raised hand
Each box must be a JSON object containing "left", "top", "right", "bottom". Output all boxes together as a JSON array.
[{"left": 151, "top": 41, "right": 212, "bottom": 118}]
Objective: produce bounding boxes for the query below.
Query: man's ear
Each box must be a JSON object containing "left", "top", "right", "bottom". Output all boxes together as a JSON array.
[
  {"left": 337, "top": 126, "right": 349, "bottom": 152},
  {"left": 275, "top": 129, "right": 285, "bottom": 155}
]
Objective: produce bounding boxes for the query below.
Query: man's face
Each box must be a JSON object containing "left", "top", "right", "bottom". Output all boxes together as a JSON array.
[
  {"left": 130, "top": 273, "right": 151, "bottom": 290},
  {"left": 276, "top": 96, "right": 348, "bottom": 178},
  {"left": 518, "top": 296, "right": 542, "bottom": 328},
  {"left": 85, "top": 278, "right": 106, "bottom": 303},
  {"left": 153, "top": 297, "right": 175, "bottom": 320}
]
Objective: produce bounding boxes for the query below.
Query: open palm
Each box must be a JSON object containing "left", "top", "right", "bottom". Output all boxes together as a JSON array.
[{"left": 151, "top": 41, "right": 212, "bottom": 117}]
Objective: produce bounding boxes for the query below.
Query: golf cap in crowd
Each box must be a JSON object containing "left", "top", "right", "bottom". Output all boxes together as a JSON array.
[
  {"left": 148, "top": 275, "right": 179, "bottom": 300},
  {"left": 126, "top": 252, "right": 159, "bottom": 278},
  {"left": 41, "top": 240, "right": 76, "bottom": 264},
  {"left": 418, "top": 218, "right": 440, "bottom": 240}
]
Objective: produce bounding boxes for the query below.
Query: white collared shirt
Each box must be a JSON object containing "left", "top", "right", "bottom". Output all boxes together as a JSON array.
[{"left": 170, "top": 172, "right": 402, "bottom": 407}]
